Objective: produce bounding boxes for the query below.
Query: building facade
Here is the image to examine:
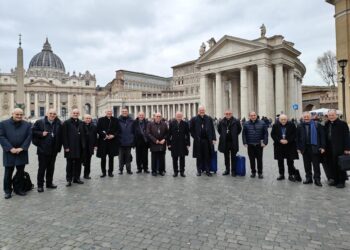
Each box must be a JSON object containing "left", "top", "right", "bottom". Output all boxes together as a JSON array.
[
  {"left": 98, "top": 30, "right": 305, "bottom": 120},
  {"left": 0, "top": 38, "right": 97, "bottom": 120},
  {"left": 302, "top": 85, "right": 338, "bottom": 111},
  {"left": 327, "top": 0, "right": 350, "bottom": 122}
]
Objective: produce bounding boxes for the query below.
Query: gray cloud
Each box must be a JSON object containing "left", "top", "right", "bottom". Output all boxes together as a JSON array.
[{"left": 0, "top": 0, "right": 336, "bottom": 86}]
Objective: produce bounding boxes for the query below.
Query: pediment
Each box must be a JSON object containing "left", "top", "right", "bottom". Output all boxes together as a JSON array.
[
  {"left": 197, "top": 36, "right": 266, "bottom": 63},
  {"left": 25, "top": 79, "right": 56, "bottom": 87}
]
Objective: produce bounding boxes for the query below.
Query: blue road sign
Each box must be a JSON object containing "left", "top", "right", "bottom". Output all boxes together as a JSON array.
[{"left": 292, "top": 104, "right": 299, "bottom": 110}]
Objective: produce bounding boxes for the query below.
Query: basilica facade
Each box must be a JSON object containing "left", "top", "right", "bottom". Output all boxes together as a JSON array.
[
  {"left": 0, "top": 38, "right": 96, "bottom": 120},
  {"left": 0, "top": 29, "right": 305, "bottom": 120}
]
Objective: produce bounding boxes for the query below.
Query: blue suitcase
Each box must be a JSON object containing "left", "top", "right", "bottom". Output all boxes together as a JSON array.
[
  {"left": 210, "top": 151, "right": 218, "bottom": 173},
  {"left": 235, "top": 154, "right": 246, "bottom": 176}
]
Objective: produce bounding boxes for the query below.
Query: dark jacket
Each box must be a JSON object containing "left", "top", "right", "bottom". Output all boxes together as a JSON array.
[
  {"left": 167, "top": 119, "right": 190, "bottom": 157},
  {"left": 217, "top": 117, "right": 242, "bottom": 153},
  {"left": 134, "top": 118, "right": 149, "bottom": 147},
  {"left": 118, "top": 115, "right": 135, "bottom": 147},
  {"left": 0, "top": 118, "right": 32, "bottom": 167},
  {"left": 147, "top": 121, "right": 168, "bottom": 152},
  {"left": 271, "top": 121, "right": 298, "bottom": 160},
  {"left": 96, "top": 116, "right": 121, "bottom": 158},
  {"left": 324, "top": 118, "right": 350, "bottom": 157},
  {"left": 82, "top": 123, "right": 97, "bottom": 158},
  {"left": 296, "top": 121, "right": 325, "bottom": 153},
  {"left": 242, "top": 119, "right": 268, "bottom": 145},
  {"left": 32, "top": 116, "right": 62, "bottom": 156},
  {"left": 62, "top": 118, "right": 85, "bottom": 159},
  {"left": 190, "top": 115, "right": 216, "bottom": 158}
]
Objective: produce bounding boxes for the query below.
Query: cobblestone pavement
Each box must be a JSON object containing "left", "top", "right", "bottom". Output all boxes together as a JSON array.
[{"left": 0, "top": 137, "right": 350, "bottom": 250}]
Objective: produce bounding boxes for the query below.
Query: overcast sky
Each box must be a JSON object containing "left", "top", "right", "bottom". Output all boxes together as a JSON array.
[{"left": 0, "top": 0, "right": 336, "bottom": 86}]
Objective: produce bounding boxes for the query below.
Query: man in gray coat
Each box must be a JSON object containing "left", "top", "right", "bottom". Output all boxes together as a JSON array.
[{"left": 0, "top": 108, "right": 32, "bottom": 199}]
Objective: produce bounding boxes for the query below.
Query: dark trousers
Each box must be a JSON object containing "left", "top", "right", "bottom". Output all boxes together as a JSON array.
[
  {"left": 136, "top": 144, "right": 148, "bottom": 171},
  {"left": 119, "top": 147, "right": 132, "bottom": 172},
  {"left": 172, "top": 156, "right": 185, "bottom": 173},
  {"left": 151, "top": 151, "right": 165, "bottom": 173},
  {"left": 327, "top": 150, "right": 347, "bottom": 184},
  {"left": 101, "top": 154, "right": 114, "bottom": 175},
  {"left": 3, "top": 165, "right": 25, "bottom": 194},
  {"left": 66, "top": 158, "right": 82, "bottom": 182},
  {"left": 83, "top": 155, "right": 92, "bottom": 177},
  {"left": 277, "top": 159, "right": 295, "bottom": 176},
  {"left": 196, "top": 138, "right": 211, "bottom": 173},
  {"left": 224, "top": 148, "right": 237, "bottom": 173},
  {"left": 38, "top": 153, "right": 57, "bottom": 187},
  {"left": 247, "top": 144, "right": 264, "bottom": 174},
  {"left": 302, "top": 145, "right": 321, "bottom": 181}
]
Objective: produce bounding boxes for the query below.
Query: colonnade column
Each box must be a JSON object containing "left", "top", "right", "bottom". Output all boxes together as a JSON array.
[
  {"left": 275, "top": 64, "right": 285, "bottom": 115},
  {"left": 215, "top": 72, "right": 223, "bottom": 118},
  {"left": 240, "top": 68, "right": 248, "bottom": 119}
]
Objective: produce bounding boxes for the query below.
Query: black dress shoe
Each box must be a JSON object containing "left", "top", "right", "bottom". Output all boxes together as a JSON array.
[
  {"left": 144, "top": 170, "right": 150, "bottom": 174},
  {"left": 16, "top": 191, "right": 26, "bottom": 196},
  {"left": 136, "top": 170, "right": 142, "bottom": 174},
  {"left": 100, "top": 174, "right": 106, "bottom": 178},
  {"left": 84, "top": 176, "right": 91, "bottom": 180},
  {"left": 314, "top": 180, "right": 323, "bottom": 187},
  {"left": 336, "top": 183, "right": 345, "bottom": 188},
  {"left": 108, "top": 173, "right": 114, "bottom": 177},
  {"left": 231, "top": 172, "right": 236, "bottom": 177},
  {"left": 222, "top": 170, "right": 230, "bottom": 176},
  {"left": 152, "top": 172, "right": 157, "bottom": 176},
  {"left": 73, "top": 180, "right": 84, "bottom": 184},
  {"left": 250, "top": 173, "right": 256, "bottom": 178},
  {"left": 173, "top": 172, "right": 178, "bottom": 177},
  {"left": 46, "top": 184, "right": 58, "bottom": 189},
  {"left": 4, "top": 193, "right": 12, "bottom": 199},
  {"left": 258, "top": 174, "right": 264, "bottom": 179},
  {"left": 206, "top": 172, "right": 212, "bottom": 177},
  {"left": 180, "top": 172, "right": 186, "bottom": 177},
  {"left": 127, "top": 171, "right": 133, "bottom": 175},
  {"left": 277, "top": 175, "right": 285, "bottom": 181},
  {"left": 328, "top": 179, "right": 336, "bottom": 186},
  {"left": 37, "top": 187, "right": 44, "bottom": 193},
  {"left": 66, "top": 182, "right": 72, "bottom": 187},
  {"left": 196, "top": 172, "right": 202, "bottom": 176},
  {"left": 159, "top": 172, "right": 165, "bottom": 176},
  {"left": 288, "top": 176, "right": 296, "bottom": 182},
  {"left": 303, "top": 179, "right": 313, "bottom": 184},
  {"left": 118, "top": 171, "right": 123, "bottom": 175}
]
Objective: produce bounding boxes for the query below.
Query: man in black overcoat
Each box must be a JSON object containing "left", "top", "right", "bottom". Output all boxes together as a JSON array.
[
  {"left": 167, "top": 111, "right": 190, "bottom": 177},
  {"left": 324, "top": 109, "right": 350, "bottom": 188},
  {"left": 96, "top": 109, "right": 121, "bottom": 177},
  {"left": 134, "top": 111, "right": 150, "bottom": 173},
  {"left": 82, "top": 114, "right": 97, "bottom": 179},
  {"left": 32, "top": 108, "right": 62, "bottom": 192},
  {"left": 190, "top": 105, "right": 216, "bottom": 177},
  {"left": 296, "top": 112, "right": 325, "bottom": 186},
  {"left": 271, "top": 114, "right": 300, "bottom": 182},
  {"left": 62, "top": 109, "right": 85, "bottom": 186},
  {"left": 217, "top": 110, "right": 241, "bottom": 176}
]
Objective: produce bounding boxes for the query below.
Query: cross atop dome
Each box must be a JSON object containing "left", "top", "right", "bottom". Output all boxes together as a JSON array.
[{"left": 42, "top": 37, "right": 52, "bottom": 52}]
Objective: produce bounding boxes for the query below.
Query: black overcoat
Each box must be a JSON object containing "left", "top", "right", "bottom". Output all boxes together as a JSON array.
[
  {"left": 134, "top": 118, "right": 149, "bottom": 147},
  {"left": 324, "top": 119, "right": 350, "bottom": 157},
  {"left": 62, "top": 118, "right": 85, "bottom": 159},
  {"left": 167, "top": 119, "right": 190, "bottom": 157},
  {"left": 32, "top": 116, "right": 62, "bottom": 156},
  {"left": 146, "top": 121, "right": 168, "bottom": 152},
  {"left": 96, "top": 116, "right": 121, "bottom": 158},
  {"left": 190, "top": 115, "right": 216, "bottom": 158},
  {"left": 82, "top": 123, "right": 97, "bottom": 158},
  {"left": 217, "top": 117, "right": 241, "bottom": 153},
  {"left": 271, "top": 121, "right": 299, "bottom": 160}
]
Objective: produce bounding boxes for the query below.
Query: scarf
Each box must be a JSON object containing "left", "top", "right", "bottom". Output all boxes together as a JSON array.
[{"left": 309, "top": 120, "right": 318, "bottom": 146}]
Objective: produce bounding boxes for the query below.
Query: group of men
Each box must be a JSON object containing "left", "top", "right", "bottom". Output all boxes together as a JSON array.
[{"left": 0, "top": 106, "right": 349, "bottom": 199}]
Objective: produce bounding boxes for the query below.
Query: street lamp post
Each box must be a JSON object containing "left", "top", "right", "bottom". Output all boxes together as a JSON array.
[{"left": 338, "top": 59, "right": 348, "bottom": 121}]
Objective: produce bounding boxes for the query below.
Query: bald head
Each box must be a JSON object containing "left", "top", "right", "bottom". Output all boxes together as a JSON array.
[
  {"left": 198, "top": 105, "right": 205, "bottom": 116},
  {"left": 12, "top": 108, "right": 24, "bottom": 122},
  {"left": 47, "top": 108, "right": 57, "bottom": 121},
  {"left": 105, "top": 109, "right": 113, "bottom": 118},
  {"left": 302, "top": 112, "right": 311, "bottom": 122},
  {"left": 175, "top": 111, "right": 183, "bottom": 122},
  {"left": 154, "top": 112, "right": 162, "bottom": 123},
  {"left": 138, "top": 111, "right": 145, "bottom": 121},
  {"left": 279, "top": 114, "right": 288, "bottom": 125},
  {"left": 83, "top": 114, "right": 92, "bottom": 124}
]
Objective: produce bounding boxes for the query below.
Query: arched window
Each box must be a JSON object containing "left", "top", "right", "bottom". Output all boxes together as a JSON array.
[{"left": 85, "top": 103, "right": 91, "bottom": 114}]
